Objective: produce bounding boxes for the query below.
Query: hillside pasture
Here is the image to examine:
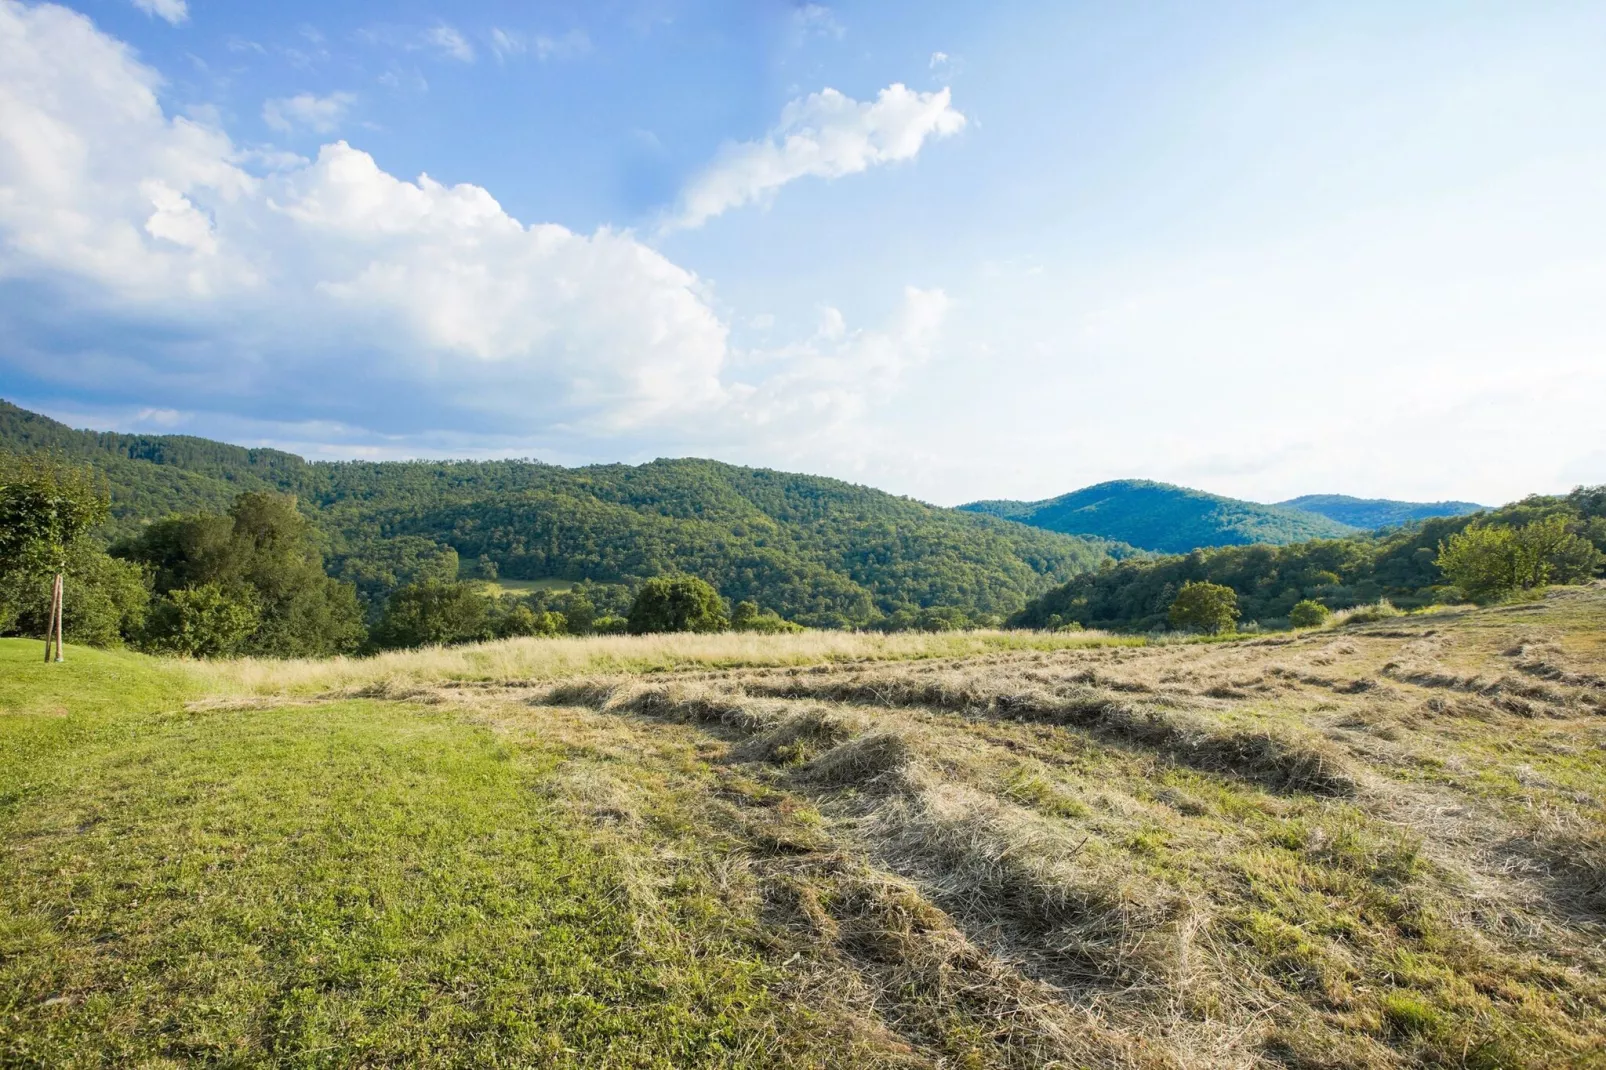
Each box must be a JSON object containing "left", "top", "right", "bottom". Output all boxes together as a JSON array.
[{"left": 3, "top": 587, "right": 1605, "bottom": 1066}]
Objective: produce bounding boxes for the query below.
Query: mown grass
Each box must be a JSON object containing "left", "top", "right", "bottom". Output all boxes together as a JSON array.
[
  {"left": 0, "top": 642, "right": 882, "bottom": 1067},
  {"left": 5, "top": 588, "right": 1606, "bottom": 1067}
]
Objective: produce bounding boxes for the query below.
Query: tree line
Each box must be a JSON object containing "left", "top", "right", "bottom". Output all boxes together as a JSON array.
[
  {"left": 1, "top": 401, "right": 1125, "bottom": 629},
  {"left": 1012, "top": 488, "right": 1606, "bottom": 631},
  {"left": 0, "top": 457, "right": 805, "bottom": 657}
]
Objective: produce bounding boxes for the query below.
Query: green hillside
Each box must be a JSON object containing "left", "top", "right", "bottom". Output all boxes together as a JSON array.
[
  {"left": 1280, "top": 493, "right": 1485, "bottom": 530},
  {"left": 961, "top": 478, "right": 1355, "bottom": 553},
  {"left": 1010, "top": 486, "right": 1606, "bottom": 631},
  {"left": 0, "top": 400, "right": 1124, "bottom": 627}
]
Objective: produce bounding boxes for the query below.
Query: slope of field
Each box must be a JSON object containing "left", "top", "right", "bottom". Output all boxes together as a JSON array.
[
  {"left": 1281, "top": 494, "right": 1485, "bottom": 530},
  {"left": 961, "top": 479, "right": 1357, "bottom": 552},
  {"left": 5, "top": 586, "right": 1604, "bottom": 1067},
  {"left": 0, "top": 400, "right": 1124, "bottom": 625}
]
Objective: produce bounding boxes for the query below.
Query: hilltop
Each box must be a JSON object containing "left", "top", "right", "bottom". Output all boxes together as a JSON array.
[
  {"left": 0, "top": 400, "right": 1125, "bottom": 627},
  {"left": 1280, "top": 493, "right": 1485, "bottom": 530},
  {"left": 4, "top": 585, "right": 1603, "bottom": 1066},
  {"left": 961, "top": 478, "right": 1356, "bottom": 553}
]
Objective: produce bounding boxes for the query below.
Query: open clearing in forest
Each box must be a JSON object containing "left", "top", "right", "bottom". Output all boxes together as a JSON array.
[{"left": 3, "top": 588, "right": 1605, "bottom": 1068}]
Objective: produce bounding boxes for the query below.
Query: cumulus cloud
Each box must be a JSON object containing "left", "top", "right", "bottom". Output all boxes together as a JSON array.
[
  {"left": 131, "top": 0, "right": 185, "bottom": 25},
  {"left": 0, "top": 0, "right": 938, "bottom": 449},
  {"left": 668, "top": 83, "right": 965, "bottom": 230},
  {"left": 262, "top": 91, "right": 356, "bottom": 134}
]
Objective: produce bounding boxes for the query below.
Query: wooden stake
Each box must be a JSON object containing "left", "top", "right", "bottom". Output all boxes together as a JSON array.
[
  {"left": 43, "top": 574, "right": 59, "bottom": 663},
  {"left": 55, "top": 573, "right": 64, "bottom": 663}
]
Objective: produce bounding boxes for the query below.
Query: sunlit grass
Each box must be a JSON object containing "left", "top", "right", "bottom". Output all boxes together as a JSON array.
[{"left": 180, "top": 627, "right": 1144, "bottom": 698}]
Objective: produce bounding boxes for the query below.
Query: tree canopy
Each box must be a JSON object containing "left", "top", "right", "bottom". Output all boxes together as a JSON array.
[{"left": 627, "top": 576, "right": 729, "bottom": 634}]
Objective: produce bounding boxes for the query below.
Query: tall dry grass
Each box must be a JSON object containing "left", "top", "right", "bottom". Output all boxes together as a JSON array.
[{"left": 183, "top": 628, "right": 1140, "bottom": 698}]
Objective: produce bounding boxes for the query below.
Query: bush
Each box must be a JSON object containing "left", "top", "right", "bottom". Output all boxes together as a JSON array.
[
  {"left": 1168, "top": 581, "right": 1240, "bottom": 634},
  {"left": 371, "top": 580, "right": 493, "bottom": 649},
  {"left": 1289, "top": 600, "right": 1332, "bottom": 628},
  {"left": 0, "top": 542, "right": 149, "bottom": 647},
  {"left": 627, "top": 576, "right": 728, "bottom": 635},
  {"left": 144, "top": 583, "right": 261, "bottom": 657},
  {"left": 489, "top": 602, "right": 566, "bottom": 639},
  {"left": 116, "top": 491, "right": 365, "bottom": 657},
  {"left": 1339, "top": 599, "right": 1404, "bottom": 625},
  {"left": 1437, "top": 517, "right": 1604, "bottom": 603},
  {"left": 731, "top": 600, "right": 803, "bottom": 634}
]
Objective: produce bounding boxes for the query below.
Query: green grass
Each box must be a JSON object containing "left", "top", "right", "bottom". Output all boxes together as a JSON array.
[
  {"left": 475, "top": 578, "right": 576, "bottom": 597},
  {"left": 0, "top": 642, "right": 861, "bottom": 1067}
]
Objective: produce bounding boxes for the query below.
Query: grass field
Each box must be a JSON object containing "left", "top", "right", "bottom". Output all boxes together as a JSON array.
[
  {"left": 475, "top": 578, "right": 578, "bottom": 598},
  {"left": 3, "top": 588, "right": 1605, "bottom": 1067}
]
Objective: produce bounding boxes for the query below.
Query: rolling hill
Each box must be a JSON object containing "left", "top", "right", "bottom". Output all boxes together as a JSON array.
[
  {"left": 1280, "top": 493, "right": 1485, "bottom": 529},
  {"left": 960, "top": 479, "right": 1356, "bottom": 553},
  {"left": 0, "top": 399, "right": 1126, "bottom": 627}
]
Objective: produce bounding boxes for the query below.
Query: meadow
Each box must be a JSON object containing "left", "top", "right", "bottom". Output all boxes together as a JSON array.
[{"left": 3, "top": 587, "right": 1604, "bottom": 1067}]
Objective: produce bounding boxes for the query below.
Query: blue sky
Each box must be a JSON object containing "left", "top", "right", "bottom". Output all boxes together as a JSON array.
[{"left": 1, "top": 0, "right": 1603, "bottom": 506}]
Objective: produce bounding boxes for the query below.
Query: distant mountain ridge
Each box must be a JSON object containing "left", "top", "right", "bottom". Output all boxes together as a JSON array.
[
  {"left": 960, "top": 480, "right": 1355, "bottom": 554},
  {"left": 0, "top": 399, "right": 1126, "bottom": 627},
  {"left": 1278, "top": 494, "right": 1484, "bottom": 530}
]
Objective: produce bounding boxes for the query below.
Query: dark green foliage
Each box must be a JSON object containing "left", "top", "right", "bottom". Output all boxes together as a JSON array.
[
  {"left": 627, "top": 576, "right": 729, "bottom": 634},
  {"left": 2, "top": 401, "right": 1119, "bottom": 628},
  {"left": 1168, "top": 581, "right": 1240, "bottom": 634},
  {"left": 1280, "top": 494, "right": 1484, "bottom": 530},
  {"left": 144, "top": 583, "right": 262, "bottom": 657},
  {"left": 0, "top": 454, "right": 110, "bottom": 577},
  {"left": 560, "top": 591, "right": 597, "bottom": 635},
  {"left": 0, "top": 400, "right": 298, "bottom": 540},
  {"left": 1013, "top": 488, "right": 1606, "bottom": 632},
  {"left": 1288, "top": 599, "right": 1332, "bottom": 628},
  {"left": 731, "top": 600, "right": 804, "bottom": 634},
  {"left": 330, "top": 536, "right": 459, "bottom": 617},
  {"left": 370, "top": 580, "right": 494, "bottom": 649},
  {"left": 0, "top": 543, "right": 149, "bottom": 647},
  {"left": 0, "top": 454, "right": 131, "bottom": 647},
  {"left": 116, "top": 492, "right": 365, "bottom": 657},
  {"left": 962, "top": 479, "right": 1354, "bottom": 553}
]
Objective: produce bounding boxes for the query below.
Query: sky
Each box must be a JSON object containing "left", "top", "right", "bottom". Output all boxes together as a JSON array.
[{"left": 1, "top": 0, "right": 1603, "bottom": 507}]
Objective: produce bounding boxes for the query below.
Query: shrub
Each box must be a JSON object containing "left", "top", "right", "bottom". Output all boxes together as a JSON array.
[
  {"left": 116, "top": 491, "right": 365, "bottom": 657},
  {"left": 731, "top": 600, "right": 803, "bottom": 634},
  {"left": 371, "top": 580, "right": 493, "bottom": 649},
  {"left": 559, "top": 592, "right": 596, "bottom": 635},
  {"left": 627, "top": 576, "right": 729, "bottom": 635},
  {"left": 1289, "top": 600, "right": 1332, "bottom": 628},
  {"left": 144, "top": 583, "right": 261, "bottom": 658},
  {"left": 1338, "top": 599, "right": 1404, "bottom": 625},
  {"left": 0, "top": 541, "right": 149, "bottom": 647},
  {"left": 1437, "top": 517, "right": 1604, "bottom": 603},
  {"left": 1168, "top": 581, "right": 1240, "bottom": 634}
]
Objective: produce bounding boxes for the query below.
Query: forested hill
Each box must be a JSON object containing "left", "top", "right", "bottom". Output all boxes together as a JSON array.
[
  {"left": 0, "top": 400, "right": 1129, "bottom": 627},
  {"left": 1278, "top": 493, "right": 1485, "bottom": 530},
  {"left": 960, "top": 479, "right": 1356, "bottom": 553},
  {"left": 1009, "top": 486, "right": 1606, "bottom": 632}
]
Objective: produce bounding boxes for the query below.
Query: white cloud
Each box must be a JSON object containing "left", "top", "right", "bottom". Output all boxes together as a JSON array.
[
  {"left": 929, "top": 51, "right": 949, "bottom": 69},
  {"left": 793, "top": 4, "right": 844, "bottom": 40},
  {"left": 425, "top": 23, "right": 474, "bottom": 63},
  {"left": 261, "top": 91, "right": 356, "bottom": 135},
  {"left": 0, "top": 0, "right": 935, "bottom": 448},
  {"left": 490, "top": 27, "right": 590, "bottom": 62},
  {"left": 131, "top": 0, "right": 186, "bottom": 26},
  {"left": 668, "top": 83, "right": 965, "bottom": 230}
]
